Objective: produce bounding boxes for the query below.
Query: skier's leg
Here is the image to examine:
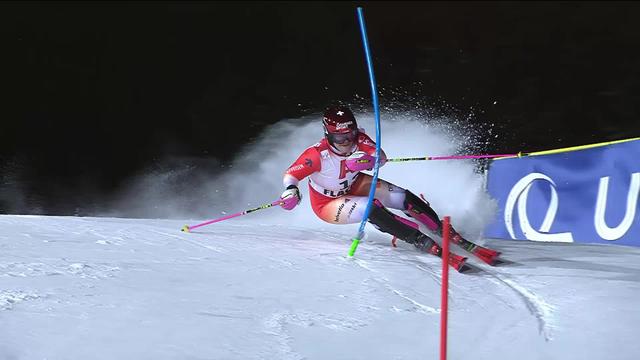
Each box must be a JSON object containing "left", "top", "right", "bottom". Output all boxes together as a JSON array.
[
  {"left": 348, "top": 174, "right": 408, "bottom": 210},
  {"left": 312, "top": 191, "right": 435, "bottom": 249},
  {"left": 367, "top": 199, "right": 438, "bottom": 253},
  {"left": 311, "top": 195, "right": 372, "bottom": 224},
  {"left": 311, "top": 193, "right": 425, "bottom": 230},
  {"left": 352, "top": 175, "right": 469, "bottom": 238},
  {"left": 402, "top": 190, "right": 443, "bottom": 232},
  {"left": 403, "top": 191, "right": 467, "bottom": 241},
  {"left": 368, "top": 199, "right": 467, "bottom": 270},
  {"left": 313, "top": 194, "right": 466, "bottom": 269},
  {"left": 403, "top": 190, "right": 501, "bottom": 264},
  {"left": 351, "top": 174, "right": 450, "bottom": 234}
]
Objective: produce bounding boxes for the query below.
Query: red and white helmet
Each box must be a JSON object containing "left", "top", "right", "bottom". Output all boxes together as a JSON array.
[{"left": 322, "top": 105, "right": 359, "bottom": 146}]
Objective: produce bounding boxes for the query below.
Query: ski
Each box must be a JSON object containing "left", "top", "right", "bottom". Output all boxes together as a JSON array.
[
  {"left": 445, "top": 252, "right": 467, "bottom": 272},
  {"left": 413, "top": 194, "right": 500, "bottom": 266},
  {"left": 428, "top": 243, "right": 467, "bottom": 272},
  {"left": 417, "top": 237, "right": 468, "bottom": 272},
  {"left": 450, "top": 232, "right": 501, "bottom": 266},
  {"left": 391, "top": 235, "right": 467, "bottom": 272}
]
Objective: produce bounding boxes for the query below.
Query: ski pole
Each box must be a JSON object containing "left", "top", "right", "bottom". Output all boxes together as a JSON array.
[
  {"left": 386, "top": 137, "right": 640, "bottom": 162},
  {"left": 349, "top": 6, "right": 382, "bottom": 258},
  {"left": 181, "top": 200, "right": 283, "bottom": 232},
  {"left": 385, "top": 153, "right": 523, "bottom": 163}
]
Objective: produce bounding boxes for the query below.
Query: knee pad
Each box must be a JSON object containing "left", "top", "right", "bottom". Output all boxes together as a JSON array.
[
  {"left": 368, "top": 199, "right": 421, "bottom": 243},
  {"left": 403, "top": 191, "right": 442, "bottom": 232}
]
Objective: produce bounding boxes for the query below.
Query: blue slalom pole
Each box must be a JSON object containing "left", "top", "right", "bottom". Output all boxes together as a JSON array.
[{"left": 348, "top": 7, "right": 382, "bottom": 257}]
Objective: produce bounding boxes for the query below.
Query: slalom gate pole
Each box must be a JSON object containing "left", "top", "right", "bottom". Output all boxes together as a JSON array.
[
  {"left": 181, "top": 200, "right": 282, "bottom": 232},
  {"left": 440, "top": 216, "right": 451, "bottom": 360},
  {"left": 386, "top": 153, "right": 520, "bottom": 163},
  {"left": 349, "top": 6, "right": 383, "bottom": 258}
]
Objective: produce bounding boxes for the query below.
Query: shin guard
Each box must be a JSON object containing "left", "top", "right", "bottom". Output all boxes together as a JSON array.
[
  {"left": 368, "top": 199, "right": 433, "bottom": 249},
  {"left": 403, "top": 191, "right": 442, "bottom": 232}
]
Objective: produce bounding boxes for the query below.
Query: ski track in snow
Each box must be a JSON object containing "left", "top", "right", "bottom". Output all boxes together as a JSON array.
[
  {"left": 352, "top": 238, "right": 556, "bottom": 343},
  {"left": 262, "top": 312, "right": 302, "bottom": 360},
  {"left": 356, "top": 239, "right": 556, "bottom": 342},
  {"left": 353, "top": 258, "right": 439, "bottom": 314},
  {"left": 263, "top": 311, "right": 369, "bottom": 360},
  {"left": 485, "top": 271, "right": 555, "bottom": 341}
]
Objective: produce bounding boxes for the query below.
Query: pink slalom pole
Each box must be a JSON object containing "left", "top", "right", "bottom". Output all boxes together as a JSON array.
[
  {"left": 440, "top": 216, "right": 451, "bottom": 360},
  {"left": 427, "top": 153, "right": 517, "bottom": 160},
  {"left": 181, "top": 200, "right": 282, "bottom": 232},
  {"left": 387, "top": 153, "right": 520, "bottom": 163}
]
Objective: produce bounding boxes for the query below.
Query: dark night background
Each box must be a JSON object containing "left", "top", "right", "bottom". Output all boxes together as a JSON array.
[{"left": 2, "top": 1, "right": 640, "bottom": 216}]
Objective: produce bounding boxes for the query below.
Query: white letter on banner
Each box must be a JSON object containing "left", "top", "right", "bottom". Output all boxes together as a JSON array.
[
  {"left": 505, "top": 173, "right": 574, "bottom": 242},
  {"left": 594, "top": 173, "right": 640, "bottom": 241}
]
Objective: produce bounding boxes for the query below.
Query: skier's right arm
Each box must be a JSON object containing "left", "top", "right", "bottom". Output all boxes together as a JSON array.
[{"left": 280, "top": 147, "right": 321, "bottom": 210}]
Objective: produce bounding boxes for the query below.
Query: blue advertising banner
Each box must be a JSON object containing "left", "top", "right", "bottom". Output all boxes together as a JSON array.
[{"left": 485, "top": 139, "right": 640, "bottom": 246}]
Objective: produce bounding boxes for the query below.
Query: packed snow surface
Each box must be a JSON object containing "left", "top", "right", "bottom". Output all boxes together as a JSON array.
[{"left": 1, "top": 215, "right": 639, "bottom": 360}]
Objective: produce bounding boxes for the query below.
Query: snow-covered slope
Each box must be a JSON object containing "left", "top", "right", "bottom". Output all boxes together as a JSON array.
[{"left": 2, "top": 215, "right": 639, "bottom": 360}]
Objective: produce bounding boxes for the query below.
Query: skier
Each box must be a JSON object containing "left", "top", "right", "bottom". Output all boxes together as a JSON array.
[{"left": 278, "top": 105, "right": 500, "bottom": 270}]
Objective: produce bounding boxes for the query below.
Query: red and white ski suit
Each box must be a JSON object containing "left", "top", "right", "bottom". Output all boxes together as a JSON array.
[{"left": 283, "top": 133, "right": 408, "bottom": 224}]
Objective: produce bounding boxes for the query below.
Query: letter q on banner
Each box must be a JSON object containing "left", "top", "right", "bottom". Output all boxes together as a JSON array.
[{"left": 504, "top": 173, "right": 574, "bottom": 242}]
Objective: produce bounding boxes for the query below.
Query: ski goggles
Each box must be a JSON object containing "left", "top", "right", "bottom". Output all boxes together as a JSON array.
[{"left": 327, "top": 129, "right": 359, "bottom": 144}]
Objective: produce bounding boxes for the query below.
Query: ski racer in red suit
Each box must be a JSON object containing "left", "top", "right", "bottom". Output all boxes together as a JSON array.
[{"left": 278, "top": 105, "right": 494, "bottom": 270}]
